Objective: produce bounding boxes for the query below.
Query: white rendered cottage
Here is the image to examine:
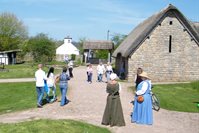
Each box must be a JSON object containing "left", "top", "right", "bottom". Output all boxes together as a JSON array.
[{"left": 56, "top": 36, "right": 79, "bottom": 61}]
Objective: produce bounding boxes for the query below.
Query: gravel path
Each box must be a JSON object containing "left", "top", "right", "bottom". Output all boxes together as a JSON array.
[{"left": 0, "top": 66, "right": 198, "bottom": 133}]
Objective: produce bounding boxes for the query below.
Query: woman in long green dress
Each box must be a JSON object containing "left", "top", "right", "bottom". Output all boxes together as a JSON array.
[{"left": 101, "top": 73, "right": 125, "bottom": 127}]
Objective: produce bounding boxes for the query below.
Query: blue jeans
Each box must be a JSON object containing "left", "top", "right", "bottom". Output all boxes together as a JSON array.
[
  {"left": 60, "top": 85, "right": 68, "bottom": 106},
  {"left": 48, "top": 86, "right": 56, "bottom": 99},
  {"left": 98, "top": 74, "right": 103, "bottom": 82},
  {"left": 36, "top": 86, "right": 44, "bottom": 105}
]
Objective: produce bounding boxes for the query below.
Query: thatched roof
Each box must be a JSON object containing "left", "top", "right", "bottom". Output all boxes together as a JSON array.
[
  {"left": 113, "top": 4, "right": 199, "bottom": 58},
  {"left": 83, "top": 40, "right": 114, "bottom": 50}
]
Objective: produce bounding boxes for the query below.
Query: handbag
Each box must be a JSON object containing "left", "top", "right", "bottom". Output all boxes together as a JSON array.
[{"left": 137, "top": 95, "right": 144, "bottom": 103}]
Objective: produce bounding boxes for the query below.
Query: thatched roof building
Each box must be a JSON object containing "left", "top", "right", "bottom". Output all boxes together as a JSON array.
[
  {"left": 113, "top": 4, "right": 199, "bottom": 58},
  {"left": 83, "top": 40, "right": 114, "bottom": 64},
  {"left": 83, "top": 40, "right": 114, "bottom": 50},
  {"left": 112, "top": 4, "right": 199, "bottom": 82}
]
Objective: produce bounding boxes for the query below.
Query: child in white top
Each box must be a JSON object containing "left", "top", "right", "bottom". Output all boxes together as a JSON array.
[{"left": 46, "top": 67, "right": 57, "bottom": 102}]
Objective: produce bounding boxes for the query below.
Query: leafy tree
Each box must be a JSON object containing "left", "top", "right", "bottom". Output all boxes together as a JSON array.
[
  {"left": 27, "top": 33, "right": 56, "bottom": 63},
  {"left": 0, "top": 12, "right": 28, "bottom": 51},
  {"left": 95, "top": 49, "right": 109, "bottom": 59},
  {"left": 77, "top": 37, "right": 86, "bottom": 54},
  {"left": 111, "top": 33, "right": 127, "bottom": 50}
]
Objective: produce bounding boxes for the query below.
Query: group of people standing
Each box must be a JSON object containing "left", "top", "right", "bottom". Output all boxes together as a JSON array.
[
  {"left": 35, "top": 63, "right": 153, "bottom": 127},
  {"left": 35, "top": 64, "right": 71, "bottom": 108},
  {"left": 86, "top": 62, "right": 113, "bottom": 84}
]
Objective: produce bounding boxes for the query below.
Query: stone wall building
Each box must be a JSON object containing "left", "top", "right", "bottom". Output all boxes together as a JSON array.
[{"left": 113, "top": 4, "right": 199, "bottom": 82}]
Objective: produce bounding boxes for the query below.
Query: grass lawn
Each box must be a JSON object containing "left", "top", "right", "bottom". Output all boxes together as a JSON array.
[
  {"left": 0, "top": 82, "right": 61, "bottom": 114},
  {"left": 0, "top": 64, "right": 36, "bottom": 78},
  {"left": 131, "top": 82, "right": 199, "bottom": 112},
  {"left": 0, "top": 63, "right": 66, "bottom": 79},
  {"left": 0, "top": 119, "right": 110, "bottom": 133},
  {"left": 131, "top": 82, "right": 199, "bottom": 113},
  {"left": 0, "top": 82, "right": 110, "bottom": 133}
]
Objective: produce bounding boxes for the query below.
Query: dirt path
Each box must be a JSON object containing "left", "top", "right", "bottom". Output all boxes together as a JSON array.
[{"left": 0, "top": 66, "right": 199, "bottom": 133}]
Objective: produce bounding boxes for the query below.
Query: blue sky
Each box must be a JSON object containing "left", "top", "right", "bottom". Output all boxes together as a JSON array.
[{"left": 0, "top": 0, "right": 198, "bottom": 41}]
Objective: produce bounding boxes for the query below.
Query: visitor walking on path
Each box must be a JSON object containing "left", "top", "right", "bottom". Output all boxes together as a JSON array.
[
  {"left": 35, "top": 64, "right": 47, "bottom": 108},
  {"left": 46, "top": 67, "right": 57, "bottom": 102},
  {"left": 86, "top": 63, "right": 93, "bottom": 84},
  {"left": 105, "top": 62, "right": 113, "bottom": 82},
  {"left": 101, "top": 73, "right": 125, "bottom": 127},
  {"left": 64, "top": 54, "right": 69, "bottom": 64},
  {"left": 97, "top": 62, "right": 105, "bottom": 82},
  {"left": 68, "top": 60, "right": 74, "bottom": 78},
  {"left": 56, "top": 67, "right": 70, "bottom": 106},
  {"left": 131, "top": 71, "right": 153, "bottom": 125}
]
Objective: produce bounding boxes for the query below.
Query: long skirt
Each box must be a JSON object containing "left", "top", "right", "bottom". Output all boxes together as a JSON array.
[
  {"left": 131, "top": 94, "right": 153, "bottom": 125},
  {"left": 102, "top": 95, "right": 125, "bottom": 127}
]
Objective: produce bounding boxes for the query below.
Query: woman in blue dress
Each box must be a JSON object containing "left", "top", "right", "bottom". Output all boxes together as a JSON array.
[{"left": 131, "top": 71, "right": 153, "bottom": 125}]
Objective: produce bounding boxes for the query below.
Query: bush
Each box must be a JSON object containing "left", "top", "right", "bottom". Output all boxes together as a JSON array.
[{"left": 71, "top": 54, "right": 76, "bottom": 60}]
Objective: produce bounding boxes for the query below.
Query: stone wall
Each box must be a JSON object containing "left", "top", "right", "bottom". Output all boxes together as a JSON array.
[{"left": 128, "top": 12, "right": 199, "bottom": 82}]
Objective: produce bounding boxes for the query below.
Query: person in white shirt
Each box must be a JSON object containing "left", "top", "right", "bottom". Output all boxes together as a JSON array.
[
  {"left": 106, "top": 62, "right": 113, "bottom": 82},
  {"left": 64, "top": 54, "right": 69, "bottom": 63},
  {"left": 97, "top": 62, "right": 105, "bottom": 82},
  {"left": 35, "top": 64, "right": 47, "bottom": 108}
]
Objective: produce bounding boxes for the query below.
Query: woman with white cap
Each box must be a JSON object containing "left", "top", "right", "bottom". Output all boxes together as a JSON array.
[
  {"left": 101, "top": 73, "right": 125, "bottom": 127},
  {"left": 131, "top": 71, "right": 153, "bottom": 125}
]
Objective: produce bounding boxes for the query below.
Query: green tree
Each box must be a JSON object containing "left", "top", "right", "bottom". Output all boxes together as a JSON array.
[
  {"left": 77, "top": 37, "right": 86, "bottom": 54},
  {"left": 95, "top": 49, "right": 109, "bottom": 59},
  {"left": 111, "top": 34, "right": 127, "bottom": 50},
  {"left": 0, "top": 12, "right": 28, "bottom": 51},
  {"left": 27, "top": 33, "right": 56, "bottom": 63}
]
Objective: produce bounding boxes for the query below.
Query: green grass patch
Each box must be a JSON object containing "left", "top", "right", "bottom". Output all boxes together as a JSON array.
[
  {"left": 0, "top": 119, "right": 110, "bottom": 133},
  {"left": 152, "top": 83, "right": 199, "bottom": 112},
  {"left": 0, "top": 64, "right": 37, "bottom": 78},
  {"left": 131, "top": 82, "right": 199, "bottom": 112},
  {"left": 0, "top": 82, "right": 61, "bottom": 114},
  {"left": 0, "top": 64, "right": 65, "bottom": 79}
]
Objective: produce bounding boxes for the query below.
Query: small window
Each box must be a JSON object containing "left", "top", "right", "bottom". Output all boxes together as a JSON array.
[
  {"left": 169, "top": 35, "right": 172, "bottom": 53},
  {"left": 169, "top": 21, "right": 173, "bottom": 25},
  {"left": 68, "top": 40, "right": 70, "bottom": 43}
]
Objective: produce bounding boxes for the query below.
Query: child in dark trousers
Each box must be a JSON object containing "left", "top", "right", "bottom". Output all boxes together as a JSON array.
[{"left": 87, "top": 63, "right": 93, "bottom": 84}]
